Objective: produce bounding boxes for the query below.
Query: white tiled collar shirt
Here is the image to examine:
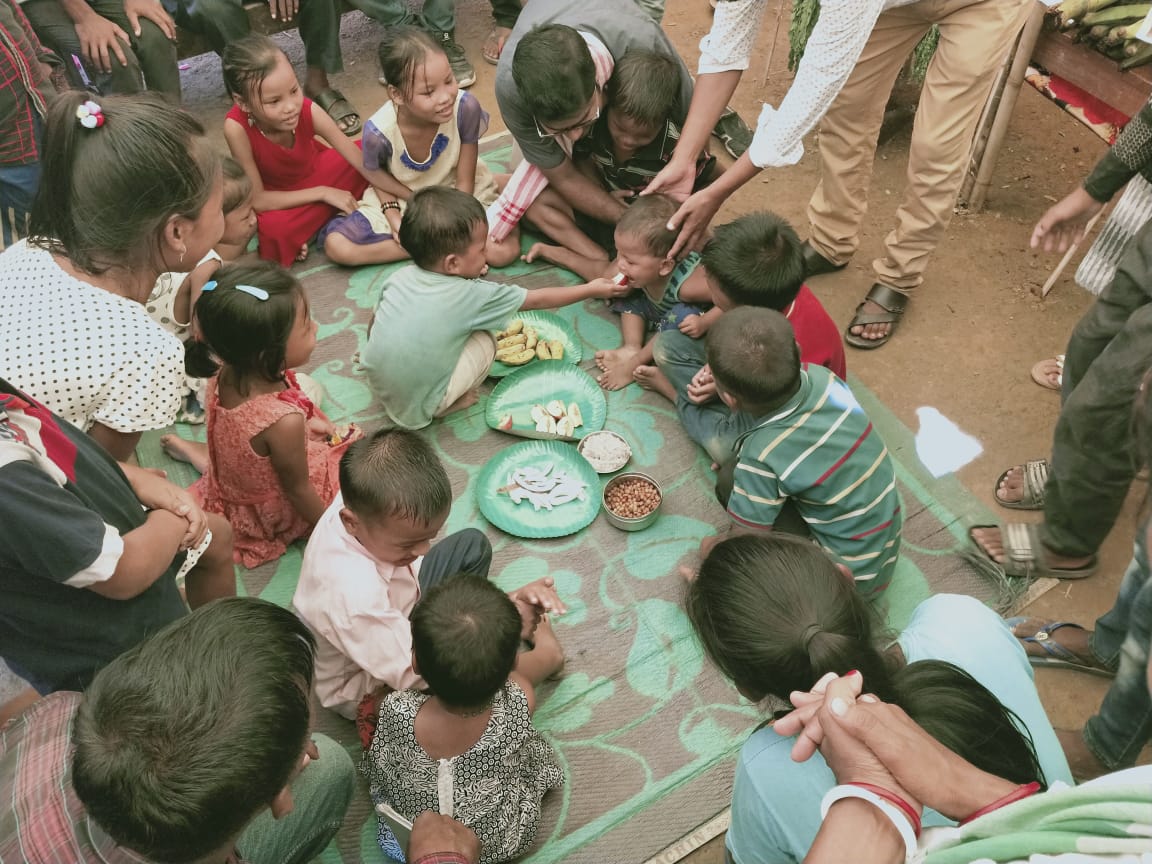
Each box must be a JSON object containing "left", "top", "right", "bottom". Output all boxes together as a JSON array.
[{"left": 699, "top": 0, "right": 921, "bottom": 169}]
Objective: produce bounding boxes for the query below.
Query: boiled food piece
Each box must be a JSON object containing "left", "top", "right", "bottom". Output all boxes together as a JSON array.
[{"left": 567, "top": 403, "right": 583, "bottom": 427}]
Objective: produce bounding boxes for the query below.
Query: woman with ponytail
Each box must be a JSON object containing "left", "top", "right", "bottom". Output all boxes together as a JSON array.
[{"left": 684, "top": 534, "right": 1072, "bottom": 864}]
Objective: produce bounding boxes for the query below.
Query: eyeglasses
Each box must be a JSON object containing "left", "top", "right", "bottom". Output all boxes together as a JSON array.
[{"left": 534, "top": 88, "right": 601, "bottom": 140}]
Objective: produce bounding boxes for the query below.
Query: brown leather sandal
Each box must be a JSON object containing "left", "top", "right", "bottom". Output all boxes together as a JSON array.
[{"left": 844, "top": 282, "right": 908, "bottom": 350}]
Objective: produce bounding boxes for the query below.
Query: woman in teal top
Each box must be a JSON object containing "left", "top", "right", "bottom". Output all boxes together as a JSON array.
[{"left": 684, "top": 534, "right": 1073, "bottom": 864}]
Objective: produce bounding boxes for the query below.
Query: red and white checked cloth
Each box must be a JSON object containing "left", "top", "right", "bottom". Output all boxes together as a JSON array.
[{"left": 486, "top": 32, "right": 615, "bottom": 242}]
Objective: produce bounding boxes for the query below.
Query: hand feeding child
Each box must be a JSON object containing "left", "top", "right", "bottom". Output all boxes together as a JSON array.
[
  {"left": 320, "top": 27, "right": 520, "bottom": 269},
  {"left": 222, "top": 34, "right": 398, "bottom": 267},
  {"left": 523, "top": 48, "right": 718, "bottom": 260},
  {"left": 360, "top": 187, "right": 629, "bottom": 430},
  {"left": 291, "top": 428, "right": 567, "bottom": 725},
  {"left": 362, "top": 577, "right": 565, "bottom": 864},
  {"left": 525, "top": 194, "right": 716, "bottom": 391},
  {"left": 161, "top": 262, "right": 361, "bottom": 568}
]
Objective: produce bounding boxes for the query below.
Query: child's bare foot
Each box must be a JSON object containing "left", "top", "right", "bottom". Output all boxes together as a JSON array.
[
  {"left": 442, "top": 388, "right": 480, "bottom": 416},
  {"left": 160, "top": 434, "right": 210, "bottom": 474},
  {"left": 634, "top": 365, "right": 677, "bottom": 402},
  {"left": 296, "top": 243, "right": 309, "bottom": 262},
  {"left": 594, "top": 347, "right": 641, "bottom": 391}
]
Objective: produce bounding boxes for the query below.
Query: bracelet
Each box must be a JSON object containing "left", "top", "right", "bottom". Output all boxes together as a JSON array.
[
  {"left": 821, "top": 785, "right": 918, "bottom": 862},
  {"left": 854, "top": 782, "right": 923, "bottom": 837},
  {"left": 381, "top": 201, "right": 401, "bottom": 212},
  {"left": 958, "top": 781, "right": 1042, "bottom": 826}
]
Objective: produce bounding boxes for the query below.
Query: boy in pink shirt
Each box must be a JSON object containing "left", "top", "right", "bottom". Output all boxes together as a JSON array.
[{"left": 293, "top": 428, "right": 563, "bottom": 722}]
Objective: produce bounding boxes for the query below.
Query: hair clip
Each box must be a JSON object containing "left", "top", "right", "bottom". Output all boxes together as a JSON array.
[
  {"left": 75, "top": 100, "right": 105, "bottom": 129},
  {"left": 202, "top": 280, "right": 217, "bottom": 291},
  {"left": 200, "top": 281, "right": 269, "bottom": 300}
]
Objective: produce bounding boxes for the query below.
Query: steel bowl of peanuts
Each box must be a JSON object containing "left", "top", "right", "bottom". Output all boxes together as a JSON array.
[{"left": 601, "top": 472, "right": 662, "bottom": 531}]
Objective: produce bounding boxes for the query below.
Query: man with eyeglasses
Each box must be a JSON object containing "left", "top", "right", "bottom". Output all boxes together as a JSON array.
[{"left": 493, "top": 0, "right": 693, "bottom": 246}]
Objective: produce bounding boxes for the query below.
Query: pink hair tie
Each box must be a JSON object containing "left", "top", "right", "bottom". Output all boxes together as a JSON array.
[{"left": 75, "top": 100, "right": 105, "bottom": 129}]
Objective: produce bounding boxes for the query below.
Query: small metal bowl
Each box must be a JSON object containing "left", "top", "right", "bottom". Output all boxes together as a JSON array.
[
  {"left": 601, "top": 472, "right": 662, "bottom": 531},
  {"left": 577, "top": 430, "right": 633, "bottom": 473}
]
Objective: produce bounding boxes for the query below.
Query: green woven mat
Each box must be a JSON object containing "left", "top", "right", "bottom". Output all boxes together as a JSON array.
[{"left": 137, "top": 138, "right": 1017, "bottom": 864}]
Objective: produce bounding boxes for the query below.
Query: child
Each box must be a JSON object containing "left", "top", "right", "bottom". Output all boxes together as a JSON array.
[
  {"left": 706, "top": 308, "right": 901, "bottom": 597},
  {"left": 292, "top": 427, "right": 566, "bottom": 721},
  {"left": 147, "top": 158, "right": 259, "bottom": 422},
  {"left": 321, "top": 27, "right": 519, "bottom": 268},
  {"left": 362, "top": 577, "right": 565, "bottom": 864},
  {"left": 526, "top": 194, "right": 716, "bottom": 391},
  {"left": 642, "top": 212, "right": 846, "bottom": 464},
  {"left": 361, "top": 187, "right": 627, "bottom": 430},
  {"left": 161, "top": 262, "right": 360, "bottom": 568},
  {"left": 523, "top": 48, "right": 717, "bottom": 259},
  {"left": 222, "top": 34, "right": 403, "bottom": 267}
]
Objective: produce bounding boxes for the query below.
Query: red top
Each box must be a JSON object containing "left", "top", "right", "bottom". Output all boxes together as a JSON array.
[
  {"left": 785, "top": 284, "right": 846, "bottom": 382},
  {"left": 226, "top": 98, "right": 329, "bottom": 191}
]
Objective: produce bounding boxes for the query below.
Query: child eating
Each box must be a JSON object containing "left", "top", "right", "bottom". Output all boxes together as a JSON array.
[
  {"left": 525, "top": 194, "right": 715, "bottom": 391},
  {"left": 362, "top": 187, "right": 627, "bottom": 430},
  {"left": 641, "top": 212, "right": 845, "bottom": 464},
  {"left": 292, "top": 428, "right": 566, "bottom": 721},
  {"left": 706, "top": 308, "right": 901, "bottom": 599},
  {"left": 362, "top": 577, "right": 565, "bottom": 864}
]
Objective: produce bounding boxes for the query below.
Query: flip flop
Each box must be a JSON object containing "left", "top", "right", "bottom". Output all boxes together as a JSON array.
[
  {"left": 967, "top": 522, "right": 1097, "bottom": 580},
  {"left": 483, "top": 26, "right": 509, "bottom": 65},
  {"left": 844, "top": 283, "right": 907, "bottom": 350},
  {"left": 994, "top": 458, "right": 1048, "bottom": 510},
  {"left": 1004, "top": 618, "right": 1115, "bottom": 678},
  {"left": 1030, "top": 355, "right": 1064, "bottom": 391},
  {"left": 313, "top": 87, "right": 361, "bottom": 137}
]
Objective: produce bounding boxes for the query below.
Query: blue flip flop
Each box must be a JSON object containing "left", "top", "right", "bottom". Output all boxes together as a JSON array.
[{"left": 1005, "top": 618, "right": 1115, "bottom": 678}]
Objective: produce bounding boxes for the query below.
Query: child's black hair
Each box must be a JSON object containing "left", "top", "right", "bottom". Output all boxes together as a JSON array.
[
  {"left": 28, "top": 92, "right": 219, "bottom": 276},
  {"left": 339, "top": 427, "right": 452, "bottom": 525},
  {"left": 185, "top": 261, "right": 306, "bottom": 392},
  {"left": 511, "top": 24, "right": 595, "bottom": 126},
  {"left": 411, "top": 577, "right": 522, "bottom": 709},
  {"left": 701, "top": 213, "right": 806, "bottom": 309},
  {"left": 378, "top": 25, "right": 444, "bottom": 100},
  {"left": 892, "top": 661, "right": 1046, "bottom": 789},
  {"left": 685, "top": 534, "right": 897, "bottom": 704},
  {"left": 615, "top": 194, "right": 678, "bottom": 259},
  {"left": 221, "top": 156, "right": 253, "bottom": 214},
  {"left": 222, "top": 33, "right": 284, "bottom": 105},
  {"left": 707, "top": 307, "right": 800, "bottom": 412},
  {"left": 398, "top": 186, "right": 487, "bottom": 270},
  {"left": 72, "top": 598, "right": 316, "bottom": 863},
  {"left": 605, "top": 49, "right": 679, "bottom": 130}
]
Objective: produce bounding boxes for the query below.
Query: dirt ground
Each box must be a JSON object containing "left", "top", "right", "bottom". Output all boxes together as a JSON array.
[{"left": 175, "top": 1, "right": 1139, "bottom": 859}]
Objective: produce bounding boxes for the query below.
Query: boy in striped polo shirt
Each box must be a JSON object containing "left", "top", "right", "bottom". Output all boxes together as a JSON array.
[{"left": 708, "top": 308, "right": 901, "bottom": 598}]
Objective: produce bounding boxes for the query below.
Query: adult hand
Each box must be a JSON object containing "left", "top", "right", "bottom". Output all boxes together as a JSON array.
[
  {"left": 666, "top": 187, "right": 722, "bottom": 260},
  {"left": 123, "top": 0, "right": 176, "bottom": 40},
  {"left": 75, "top": 11, "right": 130, "bottom": 73},
  {"left": 322, "top": 187, "right": 357, "bottom": 214},
  {"left": 686, "top": 365, "right": 716, "bottom": 405},
  {"left": 642, "top": 157, "right": 697, "bottom": 203},
  {"left": 1030, "top": 186, "right": 1103, "bottom": 253},
  {"left": 267, "top": 0, "right": 298, "bottom": 22},
  {"left": 408, "top": 812, "right": 481, "bottom": 864},
  {"left": 124, "top": 465, "right": 208, "bottom": 550}
]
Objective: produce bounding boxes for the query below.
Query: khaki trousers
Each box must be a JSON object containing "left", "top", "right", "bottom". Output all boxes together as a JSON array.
[
  {"left": 807, "top": 0, "right": 1031, "bottom": 291},
  {"left": 436, "top": 331, "right": 496, "bottom": 415}
]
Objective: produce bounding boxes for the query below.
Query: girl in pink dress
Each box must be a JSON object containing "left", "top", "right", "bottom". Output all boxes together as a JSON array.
[
  {"left": 162, "top": 262, "right": 361, "bottom": 568},
  {"left": 221, "top": 34, "right": 405, "bottom": 267}
]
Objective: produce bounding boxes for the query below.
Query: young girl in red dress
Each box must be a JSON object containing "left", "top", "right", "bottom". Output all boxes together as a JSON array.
[
  {"left": 221, "top": 34, "right": 398, "bottom": 267},
  {"left": 161, "top": 262, "right": 361, "bottom": 568}
]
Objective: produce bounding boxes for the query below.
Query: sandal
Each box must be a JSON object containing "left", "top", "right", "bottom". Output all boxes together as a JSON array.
[
  {"left": 1004, "top": 617, "right": 1115, "bottom": 677},
  {"left": 844, "top": 283, "right": 907, "bottom": 350},
  {"left": 313, "top": 87, "right": 361, "bottom": 137},
  {"left": 967, "top": 522, "right": 1097, "bottom": 580},
  {"left": 483, "top": 26, "right": 510, "bottom": 65},
  {"left": 1031, "top": 354, "right": 1064, "bottom": 391},
  {"left": 994, "top": 458, "right": 1048, "bottom": 510}
]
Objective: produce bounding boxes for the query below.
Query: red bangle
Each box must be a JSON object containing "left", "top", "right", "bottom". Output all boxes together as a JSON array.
[
  {"left": 853, "top": 782, "right": 922, "bottom": 837},
  {"left": 959, "top": 781, "right": 1042, "bottom": 826}
]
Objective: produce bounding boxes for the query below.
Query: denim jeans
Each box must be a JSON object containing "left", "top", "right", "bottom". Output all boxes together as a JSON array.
[
  {"left": 417, "top": 528, "right": 493, "bottom": 591},
  {"left": 651, "top": 329, "right": 754, "bottom": 465},
  {"left": 0, "top": 158, "right": 40, "bottom": 249},
  {"left": 1083, "top": 527, "right": 1152, "bottom": 770},
  {"left": 236, "top": 734, "right": 356, "bottom": 864}
]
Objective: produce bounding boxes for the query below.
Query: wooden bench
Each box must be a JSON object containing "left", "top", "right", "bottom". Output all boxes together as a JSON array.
[{"left": 175, "top": 0, "right": 355, "bottom": 60}]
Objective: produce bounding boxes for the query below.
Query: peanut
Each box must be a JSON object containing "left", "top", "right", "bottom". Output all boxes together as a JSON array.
[{"left": 605, "top": 477, "right": 661, "bottom": 519}]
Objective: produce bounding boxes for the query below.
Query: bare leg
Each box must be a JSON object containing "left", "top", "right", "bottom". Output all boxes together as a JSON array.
[
  {"left": 633, "top": 365, "right": 677, "bottom": 402},
  {"left": 595, "top": 314, "right": 651, "bottom": 390},
  {"left": 324, "top": 232, "right": 408, "bottom": 266},
  {"left": 183, "top": 513, "right": 236, "bottom": 609},
  {"left": 486, "top": 226, "right": 522, "bottom": 268},
  {"left": 515, "top": 616, "right": 565, "bottom": 686},
  {"left": 161, "top": 435, "right": 210, "bottom": 474},
  {"left": 523, "top": 188, "right": 607, "bottom": 260}
]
